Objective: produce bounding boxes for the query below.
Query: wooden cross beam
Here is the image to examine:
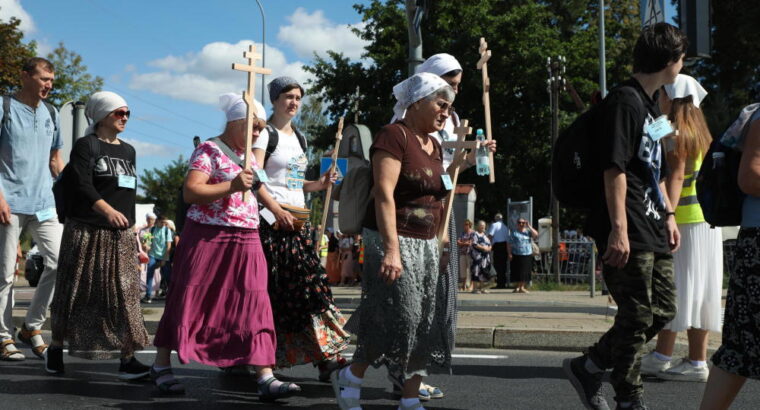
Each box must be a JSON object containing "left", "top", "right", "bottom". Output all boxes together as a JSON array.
[
  {"left": 318, "top": 117, "right": 345, "bottom": 243},
  {"left": 438, "top": 119, "right": 473, "bottom": 244},
  {"left": 477, "top": 37, "right": 496, "bottom": 184},
  {"left": 232, "top": 44, "right": 272, "bottom": 201}
]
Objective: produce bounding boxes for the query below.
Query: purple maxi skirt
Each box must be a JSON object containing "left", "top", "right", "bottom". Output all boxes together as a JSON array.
[{"left": 153, "top": 219, "right": 276, "bottom": 367}]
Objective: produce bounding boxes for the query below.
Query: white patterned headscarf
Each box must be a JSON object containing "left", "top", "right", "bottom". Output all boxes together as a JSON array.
[
  {"left": 219, "top": 93, "right": 266, "bottom": 122},
  {"left": 664, "top": 74, "right": 708, "bottom": 108},
  {"left": 415, "top": 53, "right": 462, "bottom": 77},
  {"left": 392, "top": 72, "right": 451, "bottom": 120},
  {"left": 85, "top": 91, "right": 128, "bottom": 135}
]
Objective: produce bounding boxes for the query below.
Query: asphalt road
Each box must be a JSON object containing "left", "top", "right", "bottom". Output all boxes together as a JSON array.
[{"left": 1, "top": 346, "right": 759, "bottom": 409}]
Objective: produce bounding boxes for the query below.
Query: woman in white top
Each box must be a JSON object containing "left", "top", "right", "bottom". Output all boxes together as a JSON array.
[{"left": 252, "top": 76, "right": 349, "bottom": 381}]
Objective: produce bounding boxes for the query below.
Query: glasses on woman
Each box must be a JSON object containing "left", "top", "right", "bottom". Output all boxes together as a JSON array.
[
  {"left": 112, "top": 110, "right": 131, "bottom": 119},
  {"left": 435, "top": 100, "right": 454, "bottom": 115}
]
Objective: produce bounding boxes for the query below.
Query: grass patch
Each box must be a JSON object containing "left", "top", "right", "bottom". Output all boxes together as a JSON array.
[{"left": 530, "top": 281, "right": 590, "bottom": 291}]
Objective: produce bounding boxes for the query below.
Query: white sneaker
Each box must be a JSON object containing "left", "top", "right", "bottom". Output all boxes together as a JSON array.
[
  {"left": 640, "top": 352, "right": 671, "bottom": 376},
  {"left": 657, "top": 360, "right": 709, "bottom": 382}
]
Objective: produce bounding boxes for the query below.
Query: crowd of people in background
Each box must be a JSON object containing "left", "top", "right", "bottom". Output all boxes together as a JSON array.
[{"left": 1, "top": 18, "right": 759, "bottom": 410}]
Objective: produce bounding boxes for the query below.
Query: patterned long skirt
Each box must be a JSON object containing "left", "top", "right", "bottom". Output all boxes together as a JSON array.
[
  {"left": 712, "top": 227, "right": 760, "bottom": 379},
  {"left": 50, "top": 221, "right": 149, "bottom": 359},
  {"left": 352, "top": 229, "right": 443, "bottom": 379},
  {"left": 259, "top": 221, "right": 349, "bottom": 368}
]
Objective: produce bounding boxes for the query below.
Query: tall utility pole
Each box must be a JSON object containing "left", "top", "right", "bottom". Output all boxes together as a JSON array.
[
  {"left": 598, "top": 0, "right": 607, "bottom": 98},
  {"left": 547, "top": 56, "right": 566, "bottom": 283},
  {"left": 405, "top": 0, "right": 425, "bottom": 76}
]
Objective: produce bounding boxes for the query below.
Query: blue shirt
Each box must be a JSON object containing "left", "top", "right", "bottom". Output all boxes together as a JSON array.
[
  {"left": 149, "top": 226, "right": 172, "bottom": 260},
  {"left": 509, "top": 229, "right": 533, "bottom": 256},
  {"left": 0, "top": 97, "right": 62, "bottom": 214},
  {"left": 487, "top": 220, "right": 509, "bottom": 243}
]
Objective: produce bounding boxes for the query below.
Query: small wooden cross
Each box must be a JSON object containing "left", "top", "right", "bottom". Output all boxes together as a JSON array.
[
  {"left": 477, "top": 37, "right": 496, "bottom": 184},
  {"left": 232, "top": 44, "right": 272, "bottom": 201},
  {"left": 438, "top": 119, "right": 475, "bottom": 244}
]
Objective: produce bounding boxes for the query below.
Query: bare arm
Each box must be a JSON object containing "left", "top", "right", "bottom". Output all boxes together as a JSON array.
[
  {"left": 602, "top": 168, "right": 629, "bottom": 268},
  {"left": 183, "top": 169, "right": 252, "bottom": 205},
  {"left": 49, "top": 150, "right": 64, "bottom": 178},
  {"left": 373, "top": 150, "right": 403, "bottom": 284},
  {"left": 659, "top": 180, "right": 681, "bottom": 252},
  {"left": 664, "top": 151, "right": 686, "bottom": 212},
  {"left": 738, "top": 120, "right": 760, "bottom": 197}
]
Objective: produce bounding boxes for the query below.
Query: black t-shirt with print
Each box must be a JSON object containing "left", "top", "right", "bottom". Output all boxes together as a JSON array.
[
  {"left": 69, "top": 135, "right": 137, "bottom": 228},
  {"left": 585, "top": 78, "right": 670, "bottom": 254}
]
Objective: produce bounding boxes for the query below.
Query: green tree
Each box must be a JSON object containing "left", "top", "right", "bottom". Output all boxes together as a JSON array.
[
  {"left": 0, "top": 14, "right": 36, "bottom": 95},
  {"left": 138, "top": 156, "right": 188, "bottom": 221},
  {"left": 45, "top": 42, "right": 104, "bottom": 107},
  {"left": 305, "top": 0, "right": 641, "bottom": 223},
  {"left": 679, "top": 0, "right": 760, "bottom": 136}
]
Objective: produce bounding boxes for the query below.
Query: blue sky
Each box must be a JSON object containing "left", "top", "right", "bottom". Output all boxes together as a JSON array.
[
  {"left": 1, "top": 0, "right": 676, "bottom": 178},
  {"left": 1, "top": 0, "right": 371, "bottom": 176}
]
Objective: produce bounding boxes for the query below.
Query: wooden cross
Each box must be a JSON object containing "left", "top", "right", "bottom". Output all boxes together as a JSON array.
[
  {"left": 232, "top": 44, "right": 272, "bottom": 201},
  {"left": 317, "top": 117, "right": 345, "bottom": 243},
  {"left": 438, "top": 119, "right": 476, "bottom": 244},
  {"left": 477, "top": 37, "right": 496, "bottom": 184}
]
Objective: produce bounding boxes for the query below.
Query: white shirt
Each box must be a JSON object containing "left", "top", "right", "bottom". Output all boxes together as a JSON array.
[{"left": 252, "top": 127, "right": 307, "bottom": 207}]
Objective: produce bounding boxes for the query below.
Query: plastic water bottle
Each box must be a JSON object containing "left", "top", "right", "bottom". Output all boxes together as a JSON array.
[
  {"left": 712, "top": 151, "right": 725, "bottom": 170},
  {"left": 475, "top": 129, "right": 490, "bottom": 176}
]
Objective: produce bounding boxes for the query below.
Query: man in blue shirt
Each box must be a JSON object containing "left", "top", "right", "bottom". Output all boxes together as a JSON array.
[
  {"left": 487, "top": 213, "right": 509, "bottom": 288},
  {"left": 0, "top": 58, "right": 64, "bottom": 361}
]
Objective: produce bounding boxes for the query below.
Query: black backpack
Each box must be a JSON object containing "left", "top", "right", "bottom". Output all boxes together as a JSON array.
[
  {"left": 696, "top": 104, "right": 759, "bottom": 227},
  {"left": 551, "top": 86, "right": 643, "bottom": 209},
  {"left": 52, "top": 135, "right": 101, "bottom": 224},
  {"left": 264, "top": 124, "right": 307, "bottom": 165}
]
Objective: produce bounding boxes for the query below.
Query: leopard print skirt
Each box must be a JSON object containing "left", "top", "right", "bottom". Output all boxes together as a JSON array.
[{"left": 50, "top": 220, "right": 149, "bottom": 359}]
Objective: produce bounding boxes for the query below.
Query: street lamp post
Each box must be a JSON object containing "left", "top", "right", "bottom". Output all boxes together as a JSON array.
[
  {"left": 547, "top": 56, "right": 566, "bottom": 284},
  {"left": 255, "top": 0, "right": 267, "bottom": 105}
]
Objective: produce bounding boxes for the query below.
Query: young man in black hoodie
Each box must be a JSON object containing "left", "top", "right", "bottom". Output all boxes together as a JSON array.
[{"left": 564, "top": 23, "right": 688, "bottom": 410}]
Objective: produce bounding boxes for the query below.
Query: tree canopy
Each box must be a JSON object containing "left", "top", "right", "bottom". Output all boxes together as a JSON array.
[
  {"left": 45, "top": 42, "right": 104, "bottom": 107},
  {"left": 137, "top": 157, "right": 188, "bottom": 221},
  {"left": 0, "top": 15, "right": 36, "bottom": 96},
  {"left": 305, "top": 0, "right": 641, "bottom": 222}
]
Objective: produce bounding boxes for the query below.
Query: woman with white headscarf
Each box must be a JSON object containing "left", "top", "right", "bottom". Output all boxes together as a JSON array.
[
  {"left": 331, "top": 73, "right": 454, "bottom": 410},
  {"left": 373, "top": 53, "right": 496, "bottom": 401},
  {"left": 46, "top": 91, "right": 151, "bottom": 379},
  {"left": 639, "top": 74, "right": 723, "bottom": 382},
  {"left": 150, "top": 94, "right": 301, "bottom": 401}
]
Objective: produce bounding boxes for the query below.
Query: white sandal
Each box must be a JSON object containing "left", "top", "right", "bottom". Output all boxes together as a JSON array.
[{"left": 331, "top": 369, "right": 362, "bottom": 410}]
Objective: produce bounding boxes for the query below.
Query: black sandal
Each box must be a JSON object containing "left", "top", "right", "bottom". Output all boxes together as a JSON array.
[
  {"left": 258, "top": 377, "right": 300, "bottom": 401},
  {"left": 150, "top": 366, "right": 185, "bottom": 395}
]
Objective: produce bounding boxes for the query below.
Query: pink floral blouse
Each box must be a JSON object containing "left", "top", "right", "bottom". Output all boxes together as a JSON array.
[{"left": 185, "top": 141, "right": 260, "bottom": 229}]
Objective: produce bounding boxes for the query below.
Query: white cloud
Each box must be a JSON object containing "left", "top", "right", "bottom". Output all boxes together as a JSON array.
[
  {"left": 121, "top": 138, "right": 179, "bottom": 158},
  {"left": 0, "top": 0, "right": 35, "bottom": 34},
  {"left": 277, "top": 7, "right": 368, "bottom": 60},
  {"left": 129, "top": 40, "right": 310, "bottom": 106}
]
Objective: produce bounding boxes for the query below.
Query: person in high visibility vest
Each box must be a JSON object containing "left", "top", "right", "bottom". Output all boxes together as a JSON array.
[{"left": 641, "top": 74, "right": 722, "bottom": 383}]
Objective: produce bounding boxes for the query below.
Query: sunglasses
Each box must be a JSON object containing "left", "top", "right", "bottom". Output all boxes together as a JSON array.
[{"left": 112, "top": 110, "right": 131, "bottom": 119}]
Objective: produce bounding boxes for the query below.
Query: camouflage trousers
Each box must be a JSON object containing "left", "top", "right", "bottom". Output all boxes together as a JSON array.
[{"left": 588, "top": 251, "right": 676, "bottom": 402}]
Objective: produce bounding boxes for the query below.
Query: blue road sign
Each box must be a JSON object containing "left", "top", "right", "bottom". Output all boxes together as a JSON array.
[{"left": 320, "top": 158, "right": 348, "bottom": 185}]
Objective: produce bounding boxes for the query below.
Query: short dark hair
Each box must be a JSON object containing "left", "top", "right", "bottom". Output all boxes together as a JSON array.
[
  {"left": 633, "top": 23, "right": 688, "bottom": 74},
  {"left": 22, "top": 57, "right": 54, "bottom": 74}
]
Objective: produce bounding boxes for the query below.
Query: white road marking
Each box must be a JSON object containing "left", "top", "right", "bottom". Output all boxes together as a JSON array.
[{"left": 121, "top": 351, "right": 508, "bottom": 360}]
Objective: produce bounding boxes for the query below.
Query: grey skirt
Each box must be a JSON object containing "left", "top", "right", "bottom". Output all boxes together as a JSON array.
[{"left": 351, "top": 228, "right": 442, "bottom": 379}]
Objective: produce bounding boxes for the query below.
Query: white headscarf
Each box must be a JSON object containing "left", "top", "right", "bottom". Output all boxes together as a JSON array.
[
  {"left": 664, "top": 74, "right": 708, "bottom": 108},
  {"left": 219, "top": 93, "right": 266, "bottom": 122},
  {"left": 85, "top": 91, "right": 128, "bottom": 135},
  {"left": 415, "top": 53, "right": 462, "bottom": 77},
  {"left": 392, "top": 72, "right": 451, "bottom": 120}
]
